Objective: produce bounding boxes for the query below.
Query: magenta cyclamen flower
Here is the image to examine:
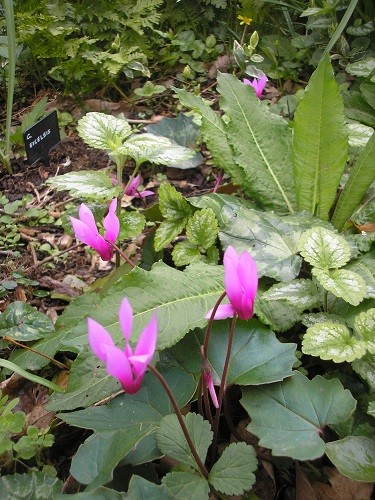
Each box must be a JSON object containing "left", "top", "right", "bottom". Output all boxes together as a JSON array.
[
  {"left": 203, "top": 369, "right": 219, "bottom": 409},
  {"left": 243, "top": 74, "right": 268, "bottom": 98},
  {"left": 207, "top": 246, "right": 258, "bottom": 320},
  {"left": 88, "top": 298, "right": 157, "bottom": 394},
  {"left": 70, "top": 199, "right": 119, "bottom": 261},
  {"left": 125, "top": 175, "right": 154, "bottom": 198}
]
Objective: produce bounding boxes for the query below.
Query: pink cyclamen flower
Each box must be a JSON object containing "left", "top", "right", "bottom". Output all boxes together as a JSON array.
[
  {"left": 243, "top": 75, "right": 268, "bottom": 98},
  {"left": 203, "top": 368, "right": 219, "bottom": 408},
  {"left": 206, "top": 246, "right": 258, "bottom": 320},
  {"left": 125, "top": 175, "right": 154, "bottom": 198},
  {"left": 88, "top": 298, "right": 157, "bottom": 394},
  {"left": 70, "top": 199, "right": 119, "bottom": 261}
]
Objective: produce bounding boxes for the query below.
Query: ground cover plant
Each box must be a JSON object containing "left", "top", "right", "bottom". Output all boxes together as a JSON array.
[{"left": 0, "top": 2, "right": 375, "bottom": 498}]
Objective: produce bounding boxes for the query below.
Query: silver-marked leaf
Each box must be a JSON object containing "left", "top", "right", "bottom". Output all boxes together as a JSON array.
[
  {"left": 301, "top": 312, "right": 347, "bottom": 328},
  {"left": 209, "top": 442, "right": 257, "bottom": 495},
  {"left": 242, "top": 372, "right": 356, "bottom": 460},
  {"left": 119, "top": 211, "right": 146, "bottom": 240},
  {"left": 312, "top": 268, "right": 367, "bottom": 306},
  {"left": 162, "top": 471, "right": 209, "bottom": 500},
  {"left": 346, "top": 57, "right": 375, "bottom": 77},
  {"left": 298, "top": 227, "right": 351, "bottom": 269},
  {"left": 302, "top": 322, "right": 366, "bottom": 362},
  {"left": 0, "top": 472, "right": 63, "bottom": 500},
  {"left": 262, "top": 279, "right": 320, "bottom": 311},
  {"left": 119, "top": 134, "right": 195, "bottom": 168},
  {"left": 0, "top": 301, "right": 54, "bottom": 342},
  {"left": 354, "top": 309, "right": 375, "bottom": 353},
  {"left": 77, "top": 112, "right": 132, "bottom": 152},
  {"left": 345, "top": 252, "right": 375, "bottom": 298},
  {"left": 255, "top": 291, "right": 302, "bottom": 332},
  {"left": 156, "top": 413, "right": 212, "bottom": 472},
  {"left": 326, "top": 436, "right": 375, "bottom": 482},
  {"left": 47, "top": 170, "right": 118, "bottom": 201},
  {"left": 353, "top": 354, "right": 375, "bottom": 392},
  {"left": 190, "top": 194, "right": 325, "bottom": 281}
]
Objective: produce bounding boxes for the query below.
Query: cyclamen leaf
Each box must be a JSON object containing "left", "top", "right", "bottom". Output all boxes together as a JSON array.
[
  {"left": 302, "top": 322, "right": 366, "bottom": 362},
  {"left": 0, "top": 472, "right": 63, "bottom": 500},
  {"left": 47, "top": 170, "right": 118, "bottom": 201},
  {"left": 354, "top": 308, "right": 375, "bottom": 353},
  {"left": 162, "top": 471, "right": 210, "bottom": 500},
  {"left": 0, "top": 301, "right": 54, "bottom": 341},
  {"left": 326, "top": 436, "right": 375, "bottom": 482},
  {"left": 77, "top": 112, "right": 132, "bottom": 152},
  {"left": 156, "top": 413, "right": 212, "bottom": 472},
  {"left": 292, "top": 55, "right": 348, "bottom": 219},
  {"left": 209, "top": 442, "right": 257, "bottom": 495},
  {"left": 312, "top": 268, "right": 367, "bottom": 306},
  {"left": 298, "top": 227, "right": 351, "bottom": 269},
  {"left": 186, "top": 208, "right": 219, "bottom": 249},
  {"left": 242, "top": 372, "right": 356, "bottom": 460},
  {"left": 255, "top": 292, "right": 302, "bottom": 332}
]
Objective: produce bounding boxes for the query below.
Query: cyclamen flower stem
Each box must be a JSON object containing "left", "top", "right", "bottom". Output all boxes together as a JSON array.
[
  {"left": 210, "top": 313, "right": 237, "bottom": 462},
  {"left": 203, "top": 291, "right": 227, "bottom": 358},
  {"left": 148, "top": 364, "right": 209, "bottom": 480},
  {"left": 200, "top": 346, "right": 214, "bottom": 426},
  {"left": 105, "top": 239, "right": 136, "bottom": 268}
]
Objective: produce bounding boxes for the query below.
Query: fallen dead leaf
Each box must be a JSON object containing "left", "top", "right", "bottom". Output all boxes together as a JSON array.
[{"left": 311, "top": 466, "right": 373, "bottom": 499}]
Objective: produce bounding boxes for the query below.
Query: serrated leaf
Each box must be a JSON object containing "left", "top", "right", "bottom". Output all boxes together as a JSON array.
[
  {"left": 190, "top": 194, "right": 325, "bottom": 281},
  {"left": 302, "top": 322, "right": 366, "bottom": 362},
  {"left": 119, "top": 134, "right": 195, "bottom": 168},
  {"left": 154, "top": 220, "right": 187, "bottom": 251},
  {"left": 262, "top": 279, "right": 320, "bottom": 311},
  {"left": 326, "top": 436, "right": 375, "bottom": 482},
  {"left": 0, "top": 472, "right": 63, "bottom": 500},
  {"left": 209, "top": 442, "right": 257, "bottom": 495},
  {"left": 162, "top": 471, "right": 210, "bottom": 500},
  {"left": 119, "top": 211, "right": 146, "bottom": 240},
  {"left": 158, "top": 183, "right": 193, "bottom": 222},
  {"left": 47, "top": 170, "right": 118, "bottom": 201},
  {"left": 169, "top": 319, "right": 296, "bottom": 386},
  {"left": 186, "top": 208, "right": 218, "bottom": 249},
  {"left": 217, "top": 72, "right": 295, "bottom": 214},
  {"left": 0, "top": 301, "right": 54, "bottom": 341},
  {"left": 312, "top": 268, "right": 367, "bottom": 306},
  {"left": 354, "top": 308, "right": 375, "bottom": 353},
  {"left": 292, "top": 55, "right": 348, "bottom": 219},
  {"left": 156, "top": 412, "right": 212, "bottom": 472},
  {"left": 331, "top": 131, "right": 375, "bottom": 230},
  {"left": 242, "top": 372, "right": 356, "bottom": 460},
  {"left": 77, "top": 112, "right": 132, "bottom": 152},
  {"left": 301, "top": 312, "right": 346, "bottom": 328},
  {"left": 58, "top": 367, "right": 195, "bottom": 487},
  {"left": 255, "top": 291, "right": 302, "bottom": 332},
  {"left": 298, "top": 227, "right": 351, "bottom": 269},
  {"left": 172, "top": 241, "right": 202, "bottom": 267}
]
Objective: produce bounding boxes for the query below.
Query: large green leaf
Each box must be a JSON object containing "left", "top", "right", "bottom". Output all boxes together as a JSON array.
[
  {"left": 325, "top": 436, "right": 375, "bottom": 482},
  {"left": 217, "top": 72, "right": 296, "bottom": 214},
  {"left": 331, "top": 131, "right": 375, "bottom": 230},
  {"left": 168, "top": 319, "right": 296, "bottom": 387},
  {"left": 292, "top": 54, "right": 348, "bottom": 219},
  {"left": 174, "top": 89, "right": 243, "bottom": 186},
  {"left": 241, "top": 372, "right": 356, "bottom": 460},
  {"left": 47, "top": 170, "right": 118, "bottom": 201},
  {"left": 191, "top": 194, "right": 323, "bottom": 281},
  {"left": 58, "top": 367, "right": 195, "bottom": 488}
]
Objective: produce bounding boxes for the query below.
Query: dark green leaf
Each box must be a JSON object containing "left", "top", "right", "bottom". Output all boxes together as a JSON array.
[{"left": 326, "top": 436, "right": 375, "bottom": 482}]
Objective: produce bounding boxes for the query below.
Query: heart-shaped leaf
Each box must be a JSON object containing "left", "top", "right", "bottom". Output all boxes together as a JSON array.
[
  {"left": 298, "top": 227, "right": 351, "bottom": 269},
  {"left": 241, "top": 372, "right": 356, "bottom": 460}
]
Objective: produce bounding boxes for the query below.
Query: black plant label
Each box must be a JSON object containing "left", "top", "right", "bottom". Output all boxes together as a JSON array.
[{"left": 23, "top": 111, "right": 61, "bottom": 166}]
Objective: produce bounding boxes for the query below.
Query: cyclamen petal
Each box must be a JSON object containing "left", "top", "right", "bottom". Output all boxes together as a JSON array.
[
  {"left": 87, "top": 299, "right": 158, "bottom": 394},
  {"left": 243, "top": 74, "right": 268, "bottom": 98},
  {"left": 206, "top": 303, "right": 236, "bottom": 320},
  {"left": 70, "top": 199, "right": 119, "bottom": 261},
  {"left": 203, "top": 370, "right": 219, "bottom": 409},
  {"left": 125, "top": 175, "right": 154, "bottom": 198}
]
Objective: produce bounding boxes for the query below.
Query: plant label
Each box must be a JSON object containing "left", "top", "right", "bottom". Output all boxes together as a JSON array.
[{"left": 23, "top": 110, "right": 60, "bottom": 166}]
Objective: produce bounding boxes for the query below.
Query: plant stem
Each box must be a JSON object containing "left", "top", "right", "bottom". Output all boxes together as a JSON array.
[
  {"left": 203, "top": 291, "right": 227, "bottom": 358},
  {"left": 148, "top": 364, "right": 209, "bottom": 480},
  {"left": 3, "top": 0, "right": 16, "bottom": 174},
  {"left": 105, "top": 240, "right": 136, "bottom": 268},
  {"left": 210, "top": 314, "right": 237, "bottom": 462}
]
